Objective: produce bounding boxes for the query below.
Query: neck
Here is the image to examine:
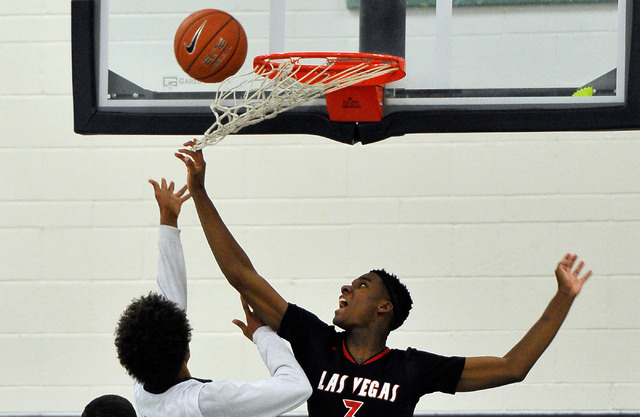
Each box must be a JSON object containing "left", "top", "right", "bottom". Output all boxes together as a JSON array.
[
  {"left": 177, "top": 362, "right": 191, "bottom": 380},
  {"left": 344, "top": 327, "right": 389, "bottom": 364}
]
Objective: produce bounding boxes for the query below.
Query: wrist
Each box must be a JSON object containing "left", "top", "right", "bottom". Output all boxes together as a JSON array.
[
  {"left": 160, "top": 214, "right": 179, "bottom": 227},
  {"left": 251, "top": 326, "right": 272, "bottom": 343},
  {"left": 189, "top": 184, "right": 207, "bottom": 196},
  {"left": 555, "top": 288, "right": 577, "bottom": 303}
]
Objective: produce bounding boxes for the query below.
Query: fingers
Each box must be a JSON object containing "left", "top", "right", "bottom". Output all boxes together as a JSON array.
[
  {"left": 174, "top": 151, "right": 189, "bottom": 163},
  {"left": 174, "top": 149, "right": 196, "bottom": 168},
  {"left": 559, "top": 253, "right": 592, "bottom": 281},
  {"left": 176, "top": 184, "right": 191, "bottom": 202},
  {"left": 176, "top": 184, "right": 188, "bottom": 195},
  {"left": 573, "top": 261, "right": 592, "bottom": 281},
  {"left": 232, "top": 318, "right": 247, "bottom": 331},
  {"left": 178, "top": 189, "right": 192, "bottom": 203},
  {"left": 148, "top": 178, "right": 189, "bottom": 198},
  {"left": 183, "top": 139, "right": 199, "bottom": 148},
  {"left": 559, "top": 253, "right": 576, "bottom": 269},
  {"left": 175, "top": 139, "right": 203, "bottom": 162},
  {"left": 177, "top": 140, "right": 200, "bottom": 157},
  {"left": 176, "top": 148, "right": 198, "bottom": 160},
  {"left": 149, "top": 178, "right": 170, "bottom": 192},
  {"left": 573, "top": 260, "right": 584, "bottom": 275},
  {"left": 565, "top": 253, "right": 576, "bottom": 267}
]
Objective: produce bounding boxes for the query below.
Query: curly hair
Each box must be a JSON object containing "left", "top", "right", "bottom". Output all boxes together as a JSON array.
[
  {"left": 81, "top": 394, "right": 136, "bottom": 417},
  {"left": 371, "top": 269, "right": 413, "bottom": 331},
  {"left": 115, "top": 292, "right": 192, "bottom": 390}
]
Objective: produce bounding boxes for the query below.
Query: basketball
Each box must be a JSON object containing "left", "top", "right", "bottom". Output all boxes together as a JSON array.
[{"left": 174, "top": 9, "right": 248, "bottom": 83}]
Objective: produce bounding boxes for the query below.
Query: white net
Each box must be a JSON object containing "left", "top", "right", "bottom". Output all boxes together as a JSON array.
[{"left": 193, "top": 55, "right": 402, "bottom": 149}]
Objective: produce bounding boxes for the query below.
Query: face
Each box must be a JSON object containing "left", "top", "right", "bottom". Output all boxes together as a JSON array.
[{"left": 333, "top": 272, "right": 392, "bottom": 330}]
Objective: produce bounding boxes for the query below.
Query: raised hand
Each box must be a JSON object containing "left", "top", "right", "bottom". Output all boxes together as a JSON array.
[
  {"left": 174, "top": 140, "right": 207, "bottom": 194},
  {"left": 555, "top": 253, "right": 592, "bottom": 298},
  {"left": 149, "top": 178, "right": 191, "bottom": 227},
  {"left": 232, "top": 296, "right": 267, "bottom": 341}
]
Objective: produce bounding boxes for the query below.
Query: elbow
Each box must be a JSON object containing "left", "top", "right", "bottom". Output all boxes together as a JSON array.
[
  {"left": 291, "top": 375, "right": 313, "bottom": 403},
  {"left": 507, "top": 372, "right": 527, "bottom": 385},
  {"left": 299, "top": 379, "right": 313, "bottom": 401},
  {"left": 505, "top": 363, "right": 529, "bottom": 385},
  {"left": 286, "top": 380, "right": 312, "bottom": 408},
  {"left": 500, "top": 353, "right": 535, "bottom": 385},
  {"left": 223, "top": 267, "right": 253, "bottom": 289}
]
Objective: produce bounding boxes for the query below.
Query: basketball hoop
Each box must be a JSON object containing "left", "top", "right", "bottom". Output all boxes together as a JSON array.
[{"left": 195, "top": 52, "right": 405, "bottom": 149}]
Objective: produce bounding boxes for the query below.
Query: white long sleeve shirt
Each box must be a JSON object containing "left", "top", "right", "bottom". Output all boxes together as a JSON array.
[{"left": 133, "top": 225, "right": 311, "bottom": 417}]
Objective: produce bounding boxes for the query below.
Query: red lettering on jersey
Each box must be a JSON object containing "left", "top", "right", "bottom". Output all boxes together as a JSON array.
[{"left": 343, "top": 399, "right": 363, "bottom": 417}]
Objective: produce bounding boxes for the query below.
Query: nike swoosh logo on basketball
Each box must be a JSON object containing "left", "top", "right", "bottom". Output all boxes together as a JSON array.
[{"left": 184, "top": 21, "right": 206, "bottom": 54}]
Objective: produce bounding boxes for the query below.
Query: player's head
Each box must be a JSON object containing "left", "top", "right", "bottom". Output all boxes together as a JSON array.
[
  {"left": 333, "top": 269, "right": 412, "bottom": 332},
  {"left": 371, "top": 269, "right": 413, "bottom": 330},
  {"left": 81, "top": 394, "right": 136, "bottom": 417},
  {"left": 115, "top": 292, "right": 192, "bottom": 391}
]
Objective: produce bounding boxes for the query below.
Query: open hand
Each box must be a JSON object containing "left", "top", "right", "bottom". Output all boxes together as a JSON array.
[
  {"left": 555, "top": 253, "right": 592, "bottom": 298},
  {"left": 149, "top": 178, "right": 191, "bottom": 227},
  {"left": 232, "top": 296, "right": 267, "bottom": 341}
]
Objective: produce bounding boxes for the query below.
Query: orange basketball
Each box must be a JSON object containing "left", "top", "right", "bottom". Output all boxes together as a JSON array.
[{"left": 174, "top": 9, "right": 248, "bottom": 83}]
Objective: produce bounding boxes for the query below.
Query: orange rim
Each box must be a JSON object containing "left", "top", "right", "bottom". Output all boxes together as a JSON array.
[{"left": 253, "top": 52, "right": 406, "bottom": 85}]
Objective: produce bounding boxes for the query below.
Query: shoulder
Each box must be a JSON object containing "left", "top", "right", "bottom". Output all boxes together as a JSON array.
[
  {"left": 393, "top": 347, "right": 465, "bottom": 367},
  {"left": 279, "top": 303, "right": 342, "bottom": 347},
  {"left": 280, "top": 303, "right": 334, "bottom": 332},
  {"left": 134, "top": 378, "right": 209, "bottom": 416}
]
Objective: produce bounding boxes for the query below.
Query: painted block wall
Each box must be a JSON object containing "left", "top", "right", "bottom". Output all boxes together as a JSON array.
[{"left": 0, "top": 1, "right": 638, "bottom": 415}]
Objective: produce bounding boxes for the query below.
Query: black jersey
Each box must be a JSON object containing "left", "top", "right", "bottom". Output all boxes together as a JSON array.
[{"left": 278, "top": 303, "right": 466, "bottom": 417}]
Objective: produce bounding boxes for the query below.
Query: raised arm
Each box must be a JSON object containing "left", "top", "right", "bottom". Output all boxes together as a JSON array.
[
  {"left": 174, "top": 142, "right": 289, "bottom": 330},
  {"left": 149, "top": 178, "right": 191, "bottom": 310},
  {"left": 456, "top": 253, "right": 592, "bottom": 392}
]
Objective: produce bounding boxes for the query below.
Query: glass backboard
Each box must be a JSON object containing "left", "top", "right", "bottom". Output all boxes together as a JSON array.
[{"left": 72, "top": 0, "right": 637, "bottom": 144}]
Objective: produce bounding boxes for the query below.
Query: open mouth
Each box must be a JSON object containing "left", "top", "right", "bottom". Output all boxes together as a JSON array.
[{"left": 338, "top": 296, "right": 348, "bottom": 309}]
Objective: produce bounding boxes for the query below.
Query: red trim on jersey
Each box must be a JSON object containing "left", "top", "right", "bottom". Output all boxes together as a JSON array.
[{"left": 342, "top": 340, "right": 391, "bottom": 365}]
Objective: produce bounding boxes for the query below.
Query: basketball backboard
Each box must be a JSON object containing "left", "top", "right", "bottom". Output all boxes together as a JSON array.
[{"left": 72, "top": 0, "right": 637, "bottom": 144}]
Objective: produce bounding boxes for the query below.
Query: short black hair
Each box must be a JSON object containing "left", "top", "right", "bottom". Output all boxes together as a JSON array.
[
  {"left": 371, "top": 269, "right": 413, "bottom": 331},
  {"left": 81, "top": 394, "right": 136, "bottom": 417},
  {"left": 115, "top": 292, "right": 192, "bottom": 391}
]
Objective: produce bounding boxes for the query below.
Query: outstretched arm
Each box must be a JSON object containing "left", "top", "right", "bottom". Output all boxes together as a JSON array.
[
  {"left": 149, "top": 178, "right": 191, "bottom": 310},
  {"left": 174, "top": 142, "right": 288, "bottom": 330},
  {"left": 456, "top": 253, "right": 592, "bottom": 392}
]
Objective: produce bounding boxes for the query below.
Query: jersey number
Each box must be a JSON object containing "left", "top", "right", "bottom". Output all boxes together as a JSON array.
[{"left": 343, "top": 399, "right": 364, "bottom": 417}]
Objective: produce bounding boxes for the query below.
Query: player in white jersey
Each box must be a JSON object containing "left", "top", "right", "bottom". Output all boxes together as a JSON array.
[{"left": 115, "top": 179, "right": 311, "bottom": 417}]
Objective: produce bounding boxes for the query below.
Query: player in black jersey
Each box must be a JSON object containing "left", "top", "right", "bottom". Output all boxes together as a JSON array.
[{"left": 176, "top": 142, "right": 592, "bottom": 417}]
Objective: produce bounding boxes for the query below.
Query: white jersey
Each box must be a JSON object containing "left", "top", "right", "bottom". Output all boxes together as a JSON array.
[{"left": 133, "top": 226, "right": 311, "bottom": 417}]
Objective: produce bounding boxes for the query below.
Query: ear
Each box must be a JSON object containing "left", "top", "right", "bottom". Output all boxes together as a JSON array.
[{"left": 377, "top": 300, "right": 393, "bottom": 314}]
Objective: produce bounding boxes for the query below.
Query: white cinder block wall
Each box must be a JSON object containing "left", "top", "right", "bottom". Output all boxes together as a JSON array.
[{"left": 0, "top": 1, "right": 638, "bottom": 415}]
